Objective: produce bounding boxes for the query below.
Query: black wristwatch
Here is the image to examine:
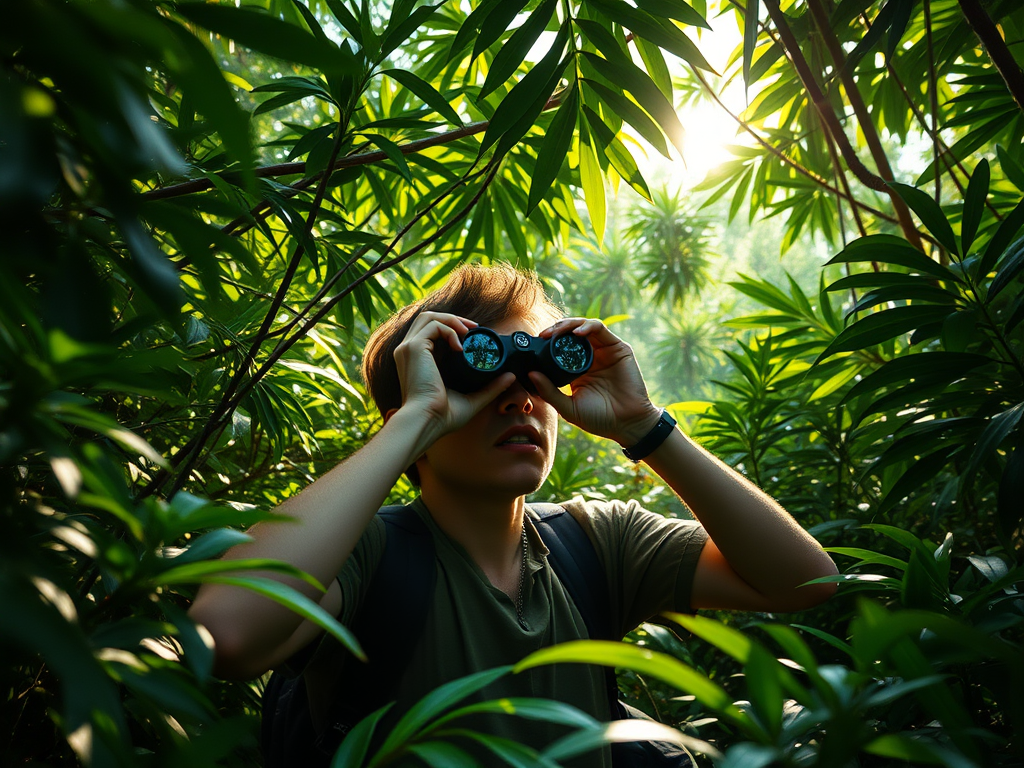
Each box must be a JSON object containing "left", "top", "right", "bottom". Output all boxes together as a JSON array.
[{"left": 622, "top": 409, "right": 677, "bottom": 462}]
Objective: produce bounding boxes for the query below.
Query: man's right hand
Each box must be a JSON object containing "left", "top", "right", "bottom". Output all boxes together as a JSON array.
[{"left": 392, "top": 311, "right": 515, "bottom": 450}]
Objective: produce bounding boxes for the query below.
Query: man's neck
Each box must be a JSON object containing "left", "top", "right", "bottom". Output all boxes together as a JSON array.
[{"left": 419, "top": 484, "right": 526, "bottom": 595}]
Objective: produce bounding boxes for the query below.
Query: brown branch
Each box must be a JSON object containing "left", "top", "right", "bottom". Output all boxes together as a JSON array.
[
  {"left": 800, "top": 0, "right": 924, "bottom": 250},
  {"left": 142, "top": 120, "right": 490, "bottom": 203},
  {"left": 959, "top": 0, "right": 1024, "bottom": 114},
  {"left": 162, "top": 126, "right": 349, "bottom": 498}
]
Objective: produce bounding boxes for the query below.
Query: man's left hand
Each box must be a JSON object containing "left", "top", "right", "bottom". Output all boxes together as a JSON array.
[{"left": 529, "top": 318, "right": 662, "bottom": 446}]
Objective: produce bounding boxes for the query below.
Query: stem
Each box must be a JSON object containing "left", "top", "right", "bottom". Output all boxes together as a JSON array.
[
  {"left": 164, "top": 120, "right": 350, "bottom": 497},
  {"left": 801, "top": 0, "right": 924, "bottom": 250},
  {"left": 958, "top": 0, "right": 1024, "bottom": 114}
]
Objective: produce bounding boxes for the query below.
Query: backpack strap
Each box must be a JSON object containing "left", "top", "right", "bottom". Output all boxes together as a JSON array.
[
  {"left": 327, "top": 504, "right": 437, "bottom": 730},
  {"left": 529, "top": 502, "right": 621, "bottom": 715},
  {"left": 529, "top": 503, "right": 615, "bottom": 642}
]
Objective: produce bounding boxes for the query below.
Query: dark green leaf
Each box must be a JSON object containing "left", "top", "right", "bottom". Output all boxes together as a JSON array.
[
  {"left": 961, "top": 159, "right": 990, "bottom": 255},
  {"left": 586, "top": 0, "right": 716, "bottom": 72},
  {"left": 176, "top": 4, "right": 357, "bottom": 73},
  {"left": 380, "top": 2, "right": 443, "bottom": 60},
  {"left": 817, "top": 305, "right": 954, "bottom": 361},
  {"left": 582, "top": 78, "right": 671, "bottom": 159},
  {"left": 889, "top": 182, "right": 960, "bottom": 257},
  {"left": 480, "top": 0, "right": 556, "bottom": 99},
  {"left": 360, "top": 133, "right": 412, "bottom": 181},
  {"left": 580, "top": 51, "right": 684, "bottom": 156},
  {"left": 528, "top": 81, "right": 578, "bottom": 214},
  {"left": 472, "top": 0, "right": 530, "bottom": 61},
  {"left": 841, "top": 352, "right": 992, "bottom": 404},
  {"left": 827, "top": 234, "right": 962, "bottom": 282},
  {"left": 743, "top": 0, "right": 760, "bottom": 91},
  {"left": 633, "top": 0, "right": 711, "bottom": 29},
  {"left": 381, "top": 69, "right": 462, "bottom": 126}
]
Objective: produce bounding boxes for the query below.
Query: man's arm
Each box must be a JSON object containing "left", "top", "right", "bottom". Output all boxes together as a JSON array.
[
  {"left": 530, "top": 318, "right": 838, "bottom": 614},
  {"left": 188, "top": 313, "right": 515, "bottom": 679}
]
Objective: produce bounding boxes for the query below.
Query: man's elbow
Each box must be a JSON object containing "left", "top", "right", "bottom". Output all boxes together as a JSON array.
[
  {"left": 776, "top": 561, "right": 839, "bottom": 612},
  {"left": 188, "top": 606, "right": 272, "bottom": 681}
]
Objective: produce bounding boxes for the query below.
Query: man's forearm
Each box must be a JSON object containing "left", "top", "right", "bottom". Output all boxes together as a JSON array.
[
  {"left": 640, "top": 426, "right": 838, "bottom": 608},
  {"left": 188, "top": 406, "right": 436, "bottom": 676}
]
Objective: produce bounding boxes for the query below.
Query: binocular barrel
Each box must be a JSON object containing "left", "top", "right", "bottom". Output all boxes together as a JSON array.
[{"left": 437, "top": 327, "right": 593, "bottom": 393}]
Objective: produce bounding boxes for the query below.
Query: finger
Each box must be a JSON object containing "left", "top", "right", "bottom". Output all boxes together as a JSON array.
[
  {"left": 528, "top": 371, "right": 574, "bottom": 415},
  {"left": 570, "top": 318, "right": 624, "bottom": 347},
  {"left": 463, "top": 372, "right": 516, "bottom": 412},
  {"left": 538, "top": 317, "right": 586, "bottom": 339},
  {"left": 408, "top": 312, "right": 476, "bottom": 341}
]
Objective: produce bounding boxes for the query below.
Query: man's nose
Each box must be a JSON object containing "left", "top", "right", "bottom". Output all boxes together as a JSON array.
[{"left": 498, "top": 378, "right": 534, "bottom": 414}]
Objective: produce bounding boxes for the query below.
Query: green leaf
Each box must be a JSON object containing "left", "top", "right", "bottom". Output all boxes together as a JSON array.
[
  {"left": 176, "top": 3, "right": 356, "bottom": 73},
  {"left": 380, "top": 2, "right": 443, "bottom": 60},
  {"left": 743, "top": 0, "right": 760, "bottom": 91},
  {"left": 827, "top": 234, "right": 962, "bottom": 282},
  {"left": 983, "top": 197, "right": 1024, "bottom": 288},
  {"left": 817, "top": 305, "right": 955, "bottom": 361},
  {"left": 203, "top": 575, "right": 364, "bottom": 661},
  {"left": 359, "top": 133, "right": 412, "bottom": 182},
  {"left": 963, "top": 402, "right": 1024, "bottom": 485},
  {"left": 429, "top": 697, "right": 599, "bottom": 733},
  {"left": 582, "top": 78, "right": 671, "bottom": 160},
  {"left": 156, "top": 557, "right": 322, "bottom": 588},
  {"left": 997, "top": 144, "right": 1024, "bottom": 191},
  {"left": 580, "top": 52, "right": 685, "bottom": 156},
  {"left": 582, "top": 105, "right": 650, "bottom": 200},
  {"left": 528, "top": 80, "right": 578, "bottom": 214},
  {"left": 448, "top": 0, "right": 501, "bottom": 61},
  {"left": 889, "top": 182, "right": 960, "bottom": 257},
  {"left": 169, "top": 528, "right": 252, "bottom": 565},
  {"left": 480, "top": 0, "right": 556, "bottom": 99},
  {"left": 586, "top": 0, "right": 716, "bottom": 73},
  {"left": 633, "top": 0, "right": 711, "bottom": 29},
  {"left": 381, "top": 69, "right": 462, "bottom": 126},
  {"left": 961, "top": 159, "right": 990, "bottom": 255},
  {"left": 515, "top": 640, "right": 740, "bottom": 717},
  {"left": 479, "top": 25, "right": 567, "bottom": 157},
  {"left": 543, "top": 719, "right": 720, "bottom": 762},
  {"left": 332, "top": 704, "right": 393, "bottom": 768},
  {"left": 580, "top": 123, "right": 606, "bottom": 244},
  {"left": 376, "top": 667, "right": 512, "bottom": 757},
  {"left": 472, "top": 0, "right": 530, "bottom": 61},
  {"left": 841, "top": 352, "right": 991, "bottom": 404},
  {"left": 406, "top": 742, "right": 478, "bottom": 768},
  {"left": 663, "top": 613, "right": 752, "bottom": 662}
]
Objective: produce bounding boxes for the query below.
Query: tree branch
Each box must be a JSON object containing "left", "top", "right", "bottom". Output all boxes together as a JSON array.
[
  {"left": 801, "top": 0, "right": 924, "bottom": 250},
  {"left": 959, "top": 0, "right": 1024, "bottom": 114}
]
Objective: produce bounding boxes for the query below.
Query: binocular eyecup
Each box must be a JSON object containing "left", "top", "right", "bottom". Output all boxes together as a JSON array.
[{"left": 436, "top": 327, "right": 593, "bottom": 394}]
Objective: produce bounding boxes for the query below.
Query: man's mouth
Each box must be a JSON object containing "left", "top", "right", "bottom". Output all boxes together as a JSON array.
[{"left": 500, "top": 434, "right": 537, "bottom": 445}]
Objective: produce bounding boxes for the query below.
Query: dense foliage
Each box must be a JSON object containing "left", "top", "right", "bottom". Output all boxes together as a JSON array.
[{"left": 2, "top": 0, "right": 1023, "bottom": 766}]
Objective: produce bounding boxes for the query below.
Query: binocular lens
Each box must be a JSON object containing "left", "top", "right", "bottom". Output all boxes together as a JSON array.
[
  {"left": 462, "top": 332, "right": 502, "bottom": 371},
  {"left": 552, "top": 334, "right": 589, "bottom": 373}
]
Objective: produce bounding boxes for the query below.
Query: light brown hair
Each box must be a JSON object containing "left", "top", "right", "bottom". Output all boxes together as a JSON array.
[{"left": 362, "top": 264, "right": 562, "bottom": 484}]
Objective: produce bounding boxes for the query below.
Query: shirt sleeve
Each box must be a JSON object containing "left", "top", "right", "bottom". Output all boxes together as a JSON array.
[{"left": 563, "top": 497, "right": 708, "bottom": 637}]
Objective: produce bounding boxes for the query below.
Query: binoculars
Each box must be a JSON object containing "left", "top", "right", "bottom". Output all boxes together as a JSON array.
[{"left": 436, "top": 327, "right": 593, "bottom": 394}]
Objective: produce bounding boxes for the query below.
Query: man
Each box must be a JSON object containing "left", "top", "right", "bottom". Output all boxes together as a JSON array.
[{"left": 188, "top": 264, "right": 837, "bottom": 763}]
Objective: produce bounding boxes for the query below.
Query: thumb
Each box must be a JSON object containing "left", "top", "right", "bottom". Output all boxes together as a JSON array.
[{"left": 528, "top": 371, "right": 574, "bottom": 418}]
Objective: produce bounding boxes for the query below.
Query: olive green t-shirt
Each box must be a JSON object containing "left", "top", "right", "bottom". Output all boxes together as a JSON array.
[{"left": 300, "top": 496, "right": 707, "bottom": 765}]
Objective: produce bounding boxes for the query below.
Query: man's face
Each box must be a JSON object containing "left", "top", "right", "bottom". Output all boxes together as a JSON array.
[{"left": 416, "top": 312, "right": 559, "bottom": 500}]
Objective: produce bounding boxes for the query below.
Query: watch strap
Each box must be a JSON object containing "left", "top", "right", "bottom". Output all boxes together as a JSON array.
[{"left": 622, "top": 409, "right": 677, "bottom": 462}]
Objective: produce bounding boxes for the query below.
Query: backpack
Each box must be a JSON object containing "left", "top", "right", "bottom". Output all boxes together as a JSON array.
[{"left": 260, "top": 503, "right": 693, "bottom": 767}]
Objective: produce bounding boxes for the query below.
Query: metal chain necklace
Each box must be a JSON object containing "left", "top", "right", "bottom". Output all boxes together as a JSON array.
[{"left": 514, "top": 522, "right": 528, "bottom": 628}]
